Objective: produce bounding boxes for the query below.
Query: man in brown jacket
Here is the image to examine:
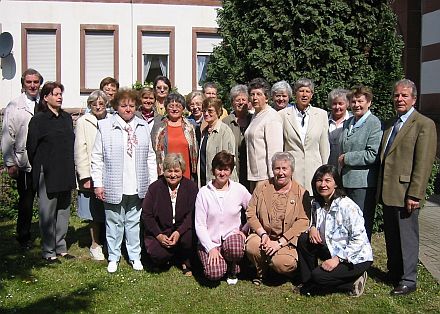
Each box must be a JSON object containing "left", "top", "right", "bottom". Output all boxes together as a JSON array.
[{"left": 377, "top": 79, "right": 437, "bottom": 296}]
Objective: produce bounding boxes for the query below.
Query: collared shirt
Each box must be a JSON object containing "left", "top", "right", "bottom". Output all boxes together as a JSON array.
[
  {"left": 115, "top": 114, "right": 138, "bottom": 195},
  {"left": 292, "top": 104, "right": 311, "bottom": 144},
  {"left": 385, "top": 107, "right": 415, "bottom": 148},
  {"left": 25, "top": 94, "right": 38, "bottom": 113}
]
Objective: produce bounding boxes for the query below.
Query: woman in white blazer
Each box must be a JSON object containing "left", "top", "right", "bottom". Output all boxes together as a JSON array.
[
  {"left": 244, "top": 78, "right": 283, "bottom": 192},
  {"left": 278, "top": 78, "right": 329, "bottom": 194}
]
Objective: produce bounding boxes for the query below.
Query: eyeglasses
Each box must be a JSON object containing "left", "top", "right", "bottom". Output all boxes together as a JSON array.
[
  {"left": 156, "top": 86, "right": 169, "bottom": 91},
  {"left": 167, "top": 103, "right": 183, "bottom": 109}
]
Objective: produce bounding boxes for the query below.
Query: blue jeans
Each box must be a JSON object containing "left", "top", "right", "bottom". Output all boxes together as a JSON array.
[{"left": 105, "top": 194, "right": 142, "bottom": 262}]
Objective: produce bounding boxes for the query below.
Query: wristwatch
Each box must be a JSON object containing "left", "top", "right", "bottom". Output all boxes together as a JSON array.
[{"left": 338, "top": 257, "right": 345, "bottom": 263}]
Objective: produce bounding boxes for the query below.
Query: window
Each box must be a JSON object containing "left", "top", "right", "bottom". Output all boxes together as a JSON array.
[
  {"left": 192, "top": 28, "right": 221, "bottom": 90},
  {"left": 21, "top": 24, "right": 61, "bottom": 82},
  {"left": 137, "top": 26, "right": 175, "bottom": 85},
  {"left": 80, "top": 25, "right": 119, "bottom": 93}
]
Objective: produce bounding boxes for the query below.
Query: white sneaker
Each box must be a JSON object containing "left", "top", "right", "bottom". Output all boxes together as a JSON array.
[
  {"left": 107, "top": 261, "right": 118, "bottom": 273},
  {"left": 131, "top": 260, "right": 144, "bottom": 271},
  {"left": 89, "top": 245, "right": 105, "bottom": 261},
  {"left": 226, "top": 276, "right": 238, "bottom": 285},
  {"left": 350, "top": 272, "right": 368, "bottom": 297}
]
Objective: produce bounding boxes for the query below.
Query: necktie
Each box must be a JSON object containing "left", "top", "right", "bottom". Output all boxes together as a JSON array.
[
  {"left": 300, "top": 111, "right": 306, "bottom": 127},
  {"left": 384, "top": 117, "right": 401, "bottom": 156},
  {"left": 124, "top": 125, "right": 137, "bottom": 157}
]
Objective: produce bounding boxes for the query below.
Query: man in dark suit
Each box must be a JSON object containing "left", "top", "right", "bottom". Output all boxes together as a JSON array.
[
  {"left": 1, "top": 69, "right": 42, "bottom": 249},
  {"left": 377, "top": 79, "right": 437, "bottom": 296}
]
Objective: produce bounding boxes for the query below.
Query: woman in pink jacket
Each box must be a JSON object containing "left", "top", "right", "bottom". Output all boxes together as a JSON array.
[{"left": 195, "top": 151, "right": 251, "bottom": 285}]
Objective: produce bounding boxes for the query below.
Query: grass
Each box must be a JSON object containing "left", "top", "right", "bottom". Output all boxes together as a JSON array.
[{"left": 0, "top": 215, "right": 439, "bottom": 314}]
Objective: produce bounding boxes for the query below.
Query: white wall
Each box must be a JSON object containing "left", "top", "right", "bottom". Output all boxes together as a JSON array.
[{"left": 0, "top": 0, "right": 219, "bottom": 109}]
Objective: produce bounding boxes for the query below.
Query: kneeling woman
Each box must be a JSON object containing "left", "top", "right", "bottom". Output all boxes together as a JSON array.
[
  {"left": 142, "top": 153, "right": 198, "bottom": 275},
  {"left": 195, "top": 151, "right": 251, "bottom": 284},
  {"left": 245, "top": 152, "right": 310, "bottom": 285},
  {"left": 297, "top": 164, "right": 373, "bottom": 296}
]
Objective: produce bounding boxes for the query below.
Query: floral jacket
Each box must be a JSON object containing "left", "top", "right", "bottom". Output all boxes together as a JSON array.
[
  {"left": 154, "top": 117, "right": 198, "bottom": 176},
  {"left": 311, "top": 196, "right": 373, "bottom": 265}
]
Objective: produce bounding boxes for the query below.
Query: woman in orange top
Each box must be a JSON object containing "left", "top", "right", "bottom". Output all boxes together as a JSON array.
[{"left": 153, "top": 93, "right": 198, "bottom": 180}]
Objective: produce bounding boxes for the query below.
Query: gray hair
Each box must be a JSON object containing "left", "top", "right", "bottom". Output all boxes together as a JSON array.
[
  {"left": 271, "top": 80, "right": 293, "bottom": 98},
  {"left": 165, "top": 92, "right": 186, "bottom": 108},
  {"left": 294, "top": 78, "right": 315, "bottom": 94},
  {"left": 271, "top": 152, "right": 295, "bottom": 171},
  {"left": 163, "top": 153, "right": 186, "bottom": 173},
  {"left": 394, "top": 79, "right": 417, "bottom": 98},
  {"left": 87, "top": 90, "right": 109, "bottom": 109},
  {"left": 186, "top": 90, "right": 205, "bottom": 110},
  {"left": 229, "top": 84, "right": 249, "bottom": 103},
  {"left": 327, "top": 88, "right": 350, "bottom": 108}
]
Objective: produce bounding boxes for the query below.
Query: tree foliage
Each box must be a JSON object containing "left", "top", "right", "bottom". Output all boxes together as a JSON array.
[{"left": 207, "top": 0, "right": 404, "bottom": 120}]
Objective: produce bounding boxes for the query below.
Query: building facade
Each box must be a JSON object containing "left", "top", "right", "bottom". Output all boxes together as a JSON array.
[{"left": 0, "top": 0, "right": 221, "bottom": 109}]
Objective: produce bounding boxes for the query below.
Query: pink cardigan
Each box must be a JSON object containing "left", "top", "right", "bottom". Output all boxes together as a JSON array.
[{"left": 195, "top": 180, "right": 251, "bottom": 253}]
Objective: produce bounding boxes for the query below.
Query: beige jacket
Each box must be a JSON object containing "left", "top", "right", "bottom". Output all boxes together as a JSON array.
[
  {"left": 244, "top": 107, "right": 283, "bottom": 181},
  {"left": 279, "top": 106, "right": 329, "bottom": 193},
  {"left": 197, "top": 120, "right": 237, "bottom": 187},
  {"left": 1, "top": 93, "right": 34, "bottom": 171},
  {"left": 246, "top": 179, "right": 310, "bottom": 246},
  {"left": 74, "top": 113, "right": 99, "bottom": 184}
]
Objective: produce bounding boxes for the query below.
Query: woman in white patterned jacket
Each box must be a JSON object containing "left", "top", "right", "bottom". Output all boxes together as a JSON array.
[
  {"left": 296, "top": 164, "right": 373, "bottom": 297},
  {"left": 91, "top": 88, "right": 157, "bottom": 273}
]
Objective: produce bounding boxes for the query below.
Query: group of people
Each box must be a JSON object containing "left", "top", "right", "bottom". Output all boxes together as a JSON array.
[{"left": 1, "top": 68, "right": 436, "bottom": 298}]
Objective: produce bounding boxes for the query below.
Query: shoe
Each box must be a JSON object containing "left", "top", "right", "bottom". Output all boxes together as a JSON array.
[
  {"left": 131, "top": 260, "right": 144, "bottom": 271},
  {"left": 252, "top": 278, "right": 262, "bottom": 286},
  {"left": 58, "top": 253, "right": 76, "bottom": 260},
  {"left": 107, "top": 261, "right": 118, "bottom": 273},
  {"left": 43, "top": 257, "right": 61, "bottom": 264},
  {"left": 390, "top": 284, "right": 416, "bottom": 296},
  {"left": 182, "top": 264, "right": 192, "bottom": 277},
  {"left": 89, "top": 246, "right": 105, "bottom": 261},
  {"left": 350, "top": 272, "right": 368, "bottom": 297},
  {"left": 226, "top": 275, "right": 238, "bottom": 285}
]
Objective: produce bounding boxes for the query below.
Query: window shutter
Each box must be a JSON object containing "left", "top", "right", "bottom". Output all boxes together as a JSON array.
[
  {"left": 85, "top": 31, "right": 114, "bottom": 89},
  {"left": 27, "top": 31, "right": 57, "bottom": 82}
]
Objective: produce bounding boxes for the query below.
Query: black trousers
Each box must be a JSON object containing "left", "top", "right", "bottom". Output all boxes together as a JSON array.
[
  {"left": 16, "top": 170, "right": 36, "bottom": 244},
  {"left": 297, "top": 232, "right": 372, "bottom": 292}
]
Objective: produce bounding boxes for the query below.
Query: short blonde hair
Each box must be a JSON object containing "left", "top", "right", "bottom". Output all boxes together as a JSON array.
[{"left": 163, "top": 153, "right": 186, "bottom": 173}]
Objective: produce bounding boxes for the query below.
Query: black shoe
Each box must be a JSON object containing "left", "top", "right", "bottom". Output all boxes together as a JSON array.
[
  {"left": 43, "top": 257, "right": 61, "bottom": 264},
  {"left": 58, "top": 253, "right": 76, "bottom": 260},
  {"left": 390, "top": 284, "right": 416, "bottom": 296}
]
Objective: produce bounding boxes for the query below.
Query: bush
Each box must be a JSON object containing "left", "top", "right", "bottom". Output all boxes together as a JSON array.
[{"left": 207, "top": 0, "right": 403, "bottom": 118}]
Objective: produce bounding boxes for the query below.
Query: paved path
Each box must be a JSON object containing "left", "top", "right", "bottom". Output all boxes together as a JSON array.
[{"left": 419, "top": 194, "right": 440, "bottom": 283}]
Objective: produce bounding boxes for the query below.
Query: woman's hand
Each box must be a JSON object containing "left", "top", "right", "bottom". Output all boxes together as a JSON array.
[
  {"left": 262, "top": 240, "right": 281, "bottom": 256},
  {"left": 156, "top": 234, "right": 171, "bottom": 248},
  {"left": 321, "top": 256, "right": 340, "bottom": 272},
  {"left": 94, "top": 187, "right": 105, "bottom": 201},
  {"left": 309, "top": 226, "right": 322, "bottom": 244},
  {"left": 168, "top": 231, "right": 180, "bottom": 246},
  {"left": 338, "top": 154, "right": 345, "bottom": 168},
  {"left": 208, "top": 247, "right": 223, "bottom": 266}
]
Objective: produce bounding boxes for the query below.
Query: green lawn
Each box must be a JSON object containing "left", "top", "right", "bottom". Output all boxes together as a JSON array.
[{"left": 0, "top": 216, "right": 439, "bottom": 314}]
